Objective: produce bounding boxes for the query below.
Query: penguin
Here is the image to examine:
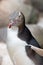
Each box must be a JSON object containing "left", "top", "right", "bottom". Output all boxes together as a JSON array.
[
  {"left": 7, "top": 11, "right": 43, "bottom": 65},
  {"left": 9, "top": 11, "right": 41, "bottom": 48}
]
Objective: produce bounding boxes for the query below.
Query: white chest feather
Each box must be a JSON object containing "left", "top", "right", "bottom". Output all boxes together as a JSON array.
[{"left": 7, "top": 28, "right": 35, "bottom": 65}]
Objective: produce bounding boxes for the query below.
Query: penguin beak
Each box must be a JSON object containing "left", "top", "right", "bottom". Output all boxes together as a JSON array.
[
  {"left": 8, "top": 22, "right": 13, "bottom": 28},
  {"left": 8, "top": 20, "right": 15, "bottom": 28},
  {"left": 8, "top": 19, "right": 20, "bottom": 28}
]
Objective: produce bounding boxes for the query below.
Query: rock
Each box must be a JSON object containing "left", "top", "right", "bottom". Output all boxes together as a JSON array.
[{"left": 24, "top": 0, "right": 43, "bottom": 12}]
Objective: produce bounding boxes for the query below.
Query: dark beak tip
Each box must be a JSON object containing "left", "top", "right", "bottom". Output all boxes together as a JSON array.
[{"left": 8, "top": 24, "right": 12, "bottom": 28}]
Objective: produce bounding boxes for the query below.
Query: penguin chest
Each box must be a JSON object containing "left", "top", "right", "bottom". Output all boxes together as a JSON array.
[
  {"left": 7, "top": 28, "right": 26, "bottom": 59},
  {"left": 7, "top": 28, "right": 35, "bottom": 65}
]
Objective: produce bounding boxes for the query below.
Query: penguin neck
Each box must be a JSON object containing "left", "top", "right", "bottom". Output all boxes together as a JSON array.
[{"left": 18, "top": 23, "right": 25, "bottom": 33}]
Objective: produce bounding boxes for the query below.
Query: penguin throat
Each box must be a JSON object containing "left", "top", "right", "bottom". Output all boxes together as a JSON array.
[{"left": 18, "top": 23, "right": 25, "bottom": 33}]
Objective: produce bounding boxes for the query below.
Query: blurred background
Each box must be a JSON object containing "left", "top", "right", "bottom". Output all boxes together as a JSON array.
[{"left": 0, "top": 0, "right": 43, "bottom": 65}]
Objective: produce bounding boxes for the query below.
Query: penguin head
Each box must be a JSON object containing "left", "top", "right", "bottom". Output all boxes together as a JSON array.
[{"left": 8, "top": 11, "right": 25, "bottom": 28}]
